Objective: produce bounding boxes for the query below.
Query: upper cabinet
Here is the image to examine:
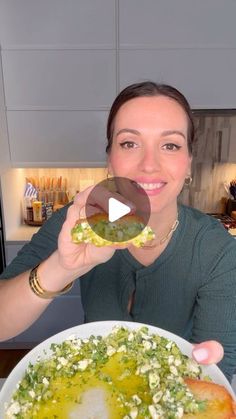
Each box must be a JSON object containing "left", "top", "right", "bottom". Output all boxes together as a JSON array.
[
  {"left": 118, "top": 0, "right": 236, "bottom": 109},
  {"left": 0, "top": 0, "right": 236, "bottom": 167},
  {"left": 119, "top": 0, "right": 236, "bottom": 48},
  {"left": 0, "top": 0, "right": 116, "bottom": 48},
  {"left": 0, "top": 0, "right": 116, "bottom": 167}
]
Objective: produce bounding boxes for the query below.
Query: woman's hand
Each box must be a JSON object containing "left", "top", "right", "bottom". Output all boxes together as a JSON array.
[
  {"left": 57, "top": 185, "right": 134, "bottom": 272},
  {"left": 192, "top": 341, "right": 224, "bottom": 365}
]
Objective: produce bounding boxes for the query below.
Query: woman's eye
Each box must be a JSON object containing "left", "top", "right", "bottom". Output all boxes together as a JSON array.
[
  {"left": 163, "top": 143, "right": 181, "bottom": 151},
  {"left": 119, "top": 141, "right": 137, "bottom": 149}
]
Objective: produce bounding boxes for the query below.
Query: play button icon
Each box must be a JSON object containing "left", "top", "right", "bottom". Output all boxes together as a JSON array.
[
  {"left": 85, "top": 177, "right": 151, "bottom": 243},
  {"left": 108, "top": 197, "right": 131, "bottom": 222}
]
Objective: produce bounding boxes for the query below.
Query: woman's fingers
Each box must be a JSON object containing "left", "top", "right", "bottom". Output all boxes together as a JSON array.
[
  {"left": 79, "top": 205, "right": 103, "bottom": 219},
  {"left": 192, "top": 340, "right": 224, "bottom": 365}
]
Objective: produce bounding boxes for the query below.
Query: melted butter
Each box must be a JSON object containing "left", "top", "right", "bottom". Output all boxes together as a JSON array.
[{"left": 28, "top": 353, "right": 150, "bottom": 419}]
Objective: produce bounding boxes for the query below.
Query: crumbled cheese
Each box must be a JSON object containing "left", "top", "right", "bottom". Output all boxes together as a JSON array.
[
  {"left": 176, "top": 406, "right": 184, "bottom": 418},
  {"left": 143, "top": 340, "right": 152, "bottom": 351},
  {"left": 107, "top": 345, "right": 116, "bottom": 356},
  {"left": 165, "top": 341, "right": 173, "bottom": 350},
  {"left": 42, "top": 377, "right": 49, "bottom": 386},
  {"left": 128, "top": 332, "right": 134, "bottom": 341},
  {"left": 6, "top": 401, "right": 21, "bottom": 416},
  {"left": 136, "top": 363, "right": 152, "bottom": 374},
  {"left": 169, "top": 365, "right": 178, "bottom": 376},
  {"left": 168, "top": 355, "right": 174, "bottom": 364},
  {"left": 148, "top": 372, "right": 160, "bottom": 389},
  {"left": 131, "top": 394, "right": 142, "bottom": 405},
  {"left": 77, "top": 359, "right": 90, "bottom": 371},
  {"left": 141, "top": 332, "right": 151, "bottom": 340},
  {"left": 57, "top": 357, "right": 68, "bottom": 366},
  {"left": 28, "top": 390, "right": 35, "bottom": 398},
  {"left": 148, "top": 404, "right": 162, "bottom": 419},
  {"left": 117, "top": 345, "right": 127, "bottom": 353},
  {"left": 152, "top": 390, "right": 163, "bottom": 404},
  {"left": 129, "top": 406, "right": 138, "bottom": 418}
]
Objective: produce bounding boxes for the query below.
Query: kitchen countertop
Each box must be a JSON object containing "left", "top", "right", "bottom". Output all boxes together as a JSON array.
[{"left": 6, "top": 225, "right": 39, "bottom": 243}]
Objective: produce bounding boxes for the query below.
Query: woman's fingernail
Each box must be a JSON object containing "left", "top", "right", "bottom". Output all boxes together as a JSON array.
[{"left": 193, "top": 348, "right": 208, "bottom": 362}]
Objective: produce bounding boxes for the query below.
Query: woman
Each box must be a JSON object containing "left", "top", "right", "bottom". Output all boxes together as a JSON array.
[{"left": 0, "top": 82, "right": 235, "bottom": 381}]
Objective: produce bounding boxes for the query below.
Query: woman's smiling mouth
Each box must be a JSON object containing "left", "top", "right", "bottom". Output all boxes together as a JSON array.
[{"left": 131, "top": 180, "right": 167, "bottom": 195}]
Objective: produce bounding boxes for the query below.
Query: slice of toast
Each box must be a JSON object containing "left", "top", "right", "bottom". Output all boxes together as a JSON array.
[
  {"left": 183, "top": 378, "right": 236, "bottom": 418},
  {"left": 71, "top": 213, "right": 155, "bottom": 247}
]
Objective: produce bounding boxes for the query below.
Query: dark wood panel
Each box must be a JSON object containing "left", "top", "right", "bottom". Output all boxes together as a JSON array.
[{"left": 0, "top": 349, "right": 30, "bottom": 378}]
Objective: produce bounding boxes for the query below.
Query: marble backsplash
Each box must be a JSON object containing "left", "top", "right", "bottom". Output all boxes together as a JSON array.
[
  {"left": 179, "top": 162, "right": 236, "bottom": 213},
  {"left": 179, "top": 114, "right": 236, "bottom": 213}
]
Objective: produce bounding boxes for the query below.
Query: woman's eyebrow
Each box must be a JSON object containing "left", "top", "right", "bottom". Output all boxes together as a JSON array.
[
  {"left": 161, "top": 129, "right": 186, "bottom": 139},
  {"left": 115, "top": 128, "right": 186, "bottom": 139},
  {"left": 116, "top": 128, "right": 140, "bottom": 137}
]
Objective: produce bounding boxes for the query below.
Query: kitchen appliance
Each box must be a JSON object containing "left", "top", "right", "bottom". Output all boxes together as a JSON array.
[{"left": 0, "top": 198, "right": 6, "bottom": 274}]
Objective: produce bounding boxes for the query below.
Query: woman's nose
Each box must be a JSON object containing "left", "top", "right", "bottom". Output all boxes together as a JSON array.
[{"left": 139, "top": 148, "right": 162, "bottom": 173}]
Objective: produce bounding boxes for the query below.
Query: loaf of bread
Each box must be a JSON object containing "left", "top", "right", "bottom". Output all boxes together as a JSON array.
[{"left": 183, "top": 378, "right": 236, "bottom": 418}]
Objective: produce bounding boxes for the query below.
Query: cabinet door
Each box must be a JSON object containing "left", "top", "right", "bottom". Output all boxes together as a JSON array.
[
  {"left": 6, "top": 110, "right": 108, "bottom": 165},
  {"left": 0, "top": 0, "right": 116, "bottom": 166},
  {"left": 119, "top": 0, "right": 236, "bottom": 109},
  {"left": 119, "top": 0, "right": 236, "bottom": 49},
  {"left": 5, "top": 244, "right": 24, "bottom": 265},
  {"left": 119, "top": 49, "right": 236, "bottom": 109},
  {"left": 13, "top": 293, "right": 84, "bottom": 344},
  {"left": 0, "top": 0, "right": 116, "bottom": 48},
  {"left": 2, "top": 255, "right": 84, "bottom": 344}
]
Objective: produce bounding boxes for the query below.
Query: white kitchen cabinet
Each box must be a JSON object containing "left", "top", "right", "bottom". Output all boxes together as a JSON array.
[
  {"left": 6, "top": 110, "right": 108, "bottom": 166},
  {"left": 119, "top": 0, "right": 236, "bottom": 109},
  {"left": 119, "top": 49, "right": 236, "bottom": 109},
  {"left": 13, "top": 283, "right": 84, "bottom": 344},
  {"left": 0, "top": 0, "right": 116, "bottom": 167},
  {"left": 5, "top": 243, "right": 24, "bottom": 265},
  {"left": 2, "top": 50, "right": 116, "bottom": 110},
  {"left": 0, "top": 0, "right": 116, "bottom": 48},
  {"left": 119, "top": 0, "right": 236, "bottom": 48},
  {"left": 3, "top": 242, "right": 84, "bottom": 346}
]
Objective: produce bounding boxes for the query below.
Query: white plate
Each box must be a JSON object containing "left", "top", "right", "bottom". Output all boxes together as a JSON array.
[{"left": 0, "top": 320, "right": 235, "bottom": 417}]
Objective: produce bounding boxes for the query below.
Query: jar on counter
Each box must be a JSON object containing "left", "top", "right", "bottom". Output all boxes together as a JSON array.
[{"left": 32, "top": 201, "right": 43, "bottom": 222}]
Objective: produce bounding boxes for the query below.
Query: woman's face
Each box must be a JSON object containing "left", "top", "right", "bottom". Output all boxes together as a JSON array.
[{"left": 108, "top": 95, "right": 192, "bottom": 214}]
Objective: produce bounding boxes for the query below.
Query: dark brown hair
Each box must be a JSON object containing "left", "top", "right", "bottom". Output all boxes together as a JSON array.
[{"left": 106, "top": 81, "right": 195, "bottom": 155}]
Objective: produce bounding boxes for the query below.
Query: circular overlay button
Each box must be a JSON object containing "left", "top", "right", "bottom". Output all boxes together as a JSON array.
[{"left": 85, "top": 177, "right": 151, "bottom": 243}]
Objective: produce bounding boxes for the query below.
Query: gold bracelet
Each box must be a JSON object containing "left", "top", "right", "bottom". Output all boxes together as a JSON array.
[{"left": 29, "top": 265, "right": 74, "bottom": 299}]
